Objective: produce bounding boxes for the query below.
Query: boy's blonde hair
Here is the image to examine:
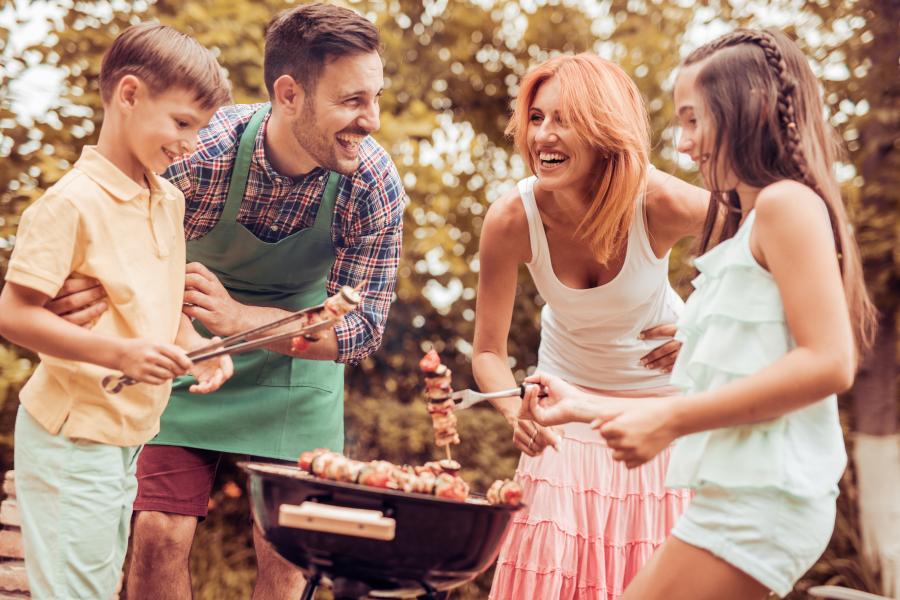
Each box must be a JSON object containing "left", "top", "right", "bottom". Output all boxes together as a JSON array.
[
  {"left": 100, "top": 23, "right": 232, "bottom": 110},
  {"left": 506, "top": 53, "right": 650, "bottom": 265}
]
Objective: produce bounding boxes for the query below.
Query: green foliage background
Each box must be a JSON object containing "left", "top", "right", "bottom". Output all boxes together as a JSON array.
[{"left": 1, "top": 0, "right": 897, "bottom": 598}]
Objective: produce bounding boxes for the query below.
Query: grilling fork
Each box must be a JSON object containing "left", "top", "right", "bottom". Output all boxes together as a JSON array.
[{"left": 450, "top": 384, "right": 548, "bottom": 411}]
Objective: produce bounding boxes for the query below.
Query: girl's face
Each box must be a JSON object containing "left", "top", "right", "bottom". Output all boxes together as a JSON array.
[
  {"left": 526, "top": 77, "right": 598, "bottom": 193},
  {"left": 674, "top": 63, "right": 735, "bottom": 190}
]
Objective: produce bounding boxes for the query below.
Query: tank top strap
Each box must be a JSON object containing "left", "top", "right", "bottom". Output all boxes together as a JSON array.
[
  {"left": 629, "top": 165, "right": 667, "bottom": 265},
  {"left": 517, "top": 176, "right": 548, "bottom": 266}
]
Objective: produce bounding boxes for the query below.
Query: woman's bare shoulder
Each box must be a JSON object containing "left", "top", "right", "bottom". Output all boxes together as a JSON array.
[{"left": 481, "top": 185, "right": 532, "bottom": 262}]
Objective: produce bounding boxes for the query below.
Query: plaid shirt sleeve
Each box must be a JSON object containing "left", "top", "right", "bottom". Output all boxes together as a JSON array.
[{"left": 330, "top": 156, "right": 407, "bottom": 365}]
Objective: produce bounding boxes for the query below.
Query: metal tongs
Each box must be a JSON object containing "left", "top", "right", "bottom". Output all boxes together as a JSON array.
[
  {"left": 102, "top": 285, "right": 362, "bottom": 394},
  {"left": 450, "top": 383, "right": 548, "bottom": 411}
]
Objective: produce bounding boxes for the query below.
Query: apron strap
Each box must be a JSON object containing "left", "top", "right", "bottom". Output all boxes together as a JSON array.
[
  {"left": 312, "top": 171, "right": 340, "bottom": 233},
  {"left": 221, "top": 105, "right": 270, "bottom": 224}
]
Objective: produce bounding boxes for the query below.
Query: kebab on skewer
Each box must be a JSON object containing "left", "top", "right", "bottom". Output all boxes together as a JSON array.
[
  {"left": 419, "top": 350, "right": 461, "bottom": 472},
  {"left": 290, "top": 284, "right": 363, "bottom": 353},
  {"left": 297, "top": 449, "right": 471, "bottom": 501}
]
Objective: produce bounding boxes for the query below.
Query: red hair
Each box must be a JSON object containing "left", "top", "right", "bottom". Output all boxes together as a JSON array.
[{"left": 506, "top": 53, "right": 650, "bottom": 264}]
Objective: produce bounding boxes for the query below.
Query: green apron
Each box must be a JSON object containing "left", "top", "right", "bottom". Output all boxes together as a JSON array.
[{"left": 151, "top": 105, "right": 344, "bottom": 460}]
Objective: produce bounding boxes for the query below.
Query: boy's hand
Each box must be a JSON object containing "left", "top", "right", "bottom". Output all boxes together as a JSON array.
[
  {"left": 46, "top": 277, "right": 108, "bottom": 327},
  {"left": 117, "top": 340, "right": 192, "bottom": 385},
  {"left": 186, "top": 337, "right": 233, "bottom": 394}
]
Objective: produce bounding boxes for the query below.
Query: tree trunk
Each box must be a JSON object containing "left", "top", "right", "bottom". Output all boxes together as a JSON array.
[{"left": 852, "top": 310, "right": 900, "bottom": 599}]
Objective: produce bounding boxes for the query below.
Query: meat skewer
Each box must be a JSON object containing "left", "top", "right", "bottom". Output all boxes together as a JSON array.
[{"left": 419, "top": 349, "right": 460, "bottom": 471}]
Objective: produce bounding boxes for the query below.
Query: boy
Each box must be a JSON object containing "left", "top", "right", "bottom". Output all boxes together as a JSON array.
[{"left": 0, "top": 23, "right": 233, "bottom": 599}]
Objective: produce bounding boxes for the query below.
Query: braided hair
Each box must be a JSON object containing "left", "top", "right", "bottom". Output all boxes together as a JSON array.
[{"left": 682, "top": 28, "right": 876, "bottom": 355}]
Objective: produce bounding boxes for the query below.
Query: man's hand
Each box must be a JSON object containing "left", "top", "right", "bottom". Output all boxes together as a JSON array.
[
  {"left": 640, "top": 323, "right": 682, "bottom": 373},
  {"left": 46, "top": 277, "right": 108, "bottom": 327},
  {"left": 182, "top": 262, "right": 246, "bottom": 336},
  {"left": 117, "top": 339, "right": 192, "bottom": 385}
]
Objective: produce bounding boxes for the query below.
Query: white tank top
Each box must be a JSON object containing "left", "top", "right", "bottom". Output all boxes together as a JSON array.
[{"left": 520, "top": 175, "right": 684, "bottom": 390}]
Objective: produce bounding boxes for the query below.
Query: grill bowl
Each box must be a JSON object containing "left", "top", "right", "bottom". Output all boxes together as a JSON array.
[{"left": 242, "top": 462, "right": 522, "bottom": 598}]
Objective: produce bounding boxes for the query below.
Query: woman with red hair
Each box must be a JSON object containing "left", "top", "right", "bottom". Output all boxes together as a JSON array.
[{"left": 473, "top": 53, "right": 707, "bottom": 598}]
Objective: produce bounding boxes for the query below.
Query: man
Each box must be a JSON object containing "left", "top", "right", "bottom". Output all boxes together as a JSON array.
[{"left": 51, "top": 4, "right": 406, "bottom": 599}]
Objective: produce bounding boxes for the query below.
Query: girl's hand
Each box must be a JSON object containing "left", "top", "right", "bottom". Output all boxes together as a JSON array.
[
  {"left": 594, "top": 400, "right": 678, "bottom": 469},
  {"left": 522, "top": 372, "right": 593, "bottom": 426}
]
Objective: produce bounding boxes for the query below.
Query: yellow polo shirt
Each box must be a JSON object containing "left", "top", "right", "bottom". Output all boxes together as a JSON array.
[{"left": 5, "top": 146, "right": 186, "bottom": 446}]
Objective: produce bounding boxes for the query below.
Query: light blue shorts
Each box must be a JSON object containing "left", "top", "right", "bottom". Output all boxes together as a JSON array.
[
  {"left": 671, "top": 484, "right": 837, "bottom": 598},
  {"left": 14, "top": 406, "right": 141, "bottom": 600}
]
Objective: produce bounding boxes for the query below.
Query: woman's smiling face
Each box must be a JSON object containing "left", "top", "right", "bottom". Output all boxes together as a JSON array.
[{"left": 526, "top": 77, "right": 599, "bottom": 193}]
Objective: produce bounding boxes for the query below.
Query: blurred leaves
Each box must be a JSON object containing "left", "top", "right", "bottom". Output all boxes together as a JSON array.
[{"left": 0, "top": 0, "right": 896, "bottom": 599}]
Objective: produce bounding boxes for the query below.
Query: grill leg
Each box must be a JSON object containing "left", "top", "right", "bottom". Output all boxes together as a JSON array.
[{"left": 299, "top": 573, "right": 320, "bottom": 600}]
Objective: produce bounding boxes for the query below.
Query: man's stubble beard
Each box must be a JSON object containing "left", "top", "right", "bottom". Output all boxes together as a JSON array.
[{"left": 291, "top": 99, "right": 358, "bottom": 176}]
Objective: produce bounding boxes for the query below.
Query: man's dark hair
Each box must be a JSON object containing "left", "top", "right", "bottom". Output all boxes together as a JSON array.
[{"left": 264, "top": 3, "right": 380, "bottom": 96}]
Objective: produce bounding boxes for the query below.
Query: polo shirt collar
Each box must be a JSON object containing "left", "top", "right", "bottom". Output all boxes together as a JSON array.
[{"left": 75, "top": 146, "right": 154, "bottom": 202}]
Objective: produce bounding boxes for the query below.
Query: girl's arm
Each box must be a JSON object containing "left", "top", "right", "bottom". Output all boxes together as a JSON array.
[
  {"left": 472, "top": 190, "right": 557, "bottom": 454},
  {"left": 663, "top": 181, "right": 855, "bottom": 433},
  {"left": 0, "top": 282, "right": 192, "bottom": 385},
  {"left": 594, "top": 182, "right": 855, "bottom": 467}
]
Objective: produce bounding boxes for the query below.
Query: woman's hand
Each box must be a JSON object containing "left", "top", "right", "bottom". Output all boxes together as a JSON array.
[
  {"left": 640, "top": 323, "right": 681, "bottom": 373},
  {"left": 510, "top": 416, "right": 559, "bottom": 456},
  {"left": 594, "top": 399, "right": 678, "bottom": 469}
]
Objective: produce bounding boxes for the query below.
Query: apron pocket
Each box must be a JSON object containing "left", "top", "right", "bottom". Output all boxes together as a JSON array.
[{"left": 255, "top": 350, "right": 341, "bottom": 391}]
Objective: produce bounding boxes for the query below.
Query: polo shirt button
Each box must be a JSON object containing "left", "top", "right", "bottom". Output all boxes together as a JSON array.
[
  {"left": 318, "top": 175, "right": 324, "bottom": 181},
  {"left": 270, "top": 225, "right": 278, "bottom": 232}
]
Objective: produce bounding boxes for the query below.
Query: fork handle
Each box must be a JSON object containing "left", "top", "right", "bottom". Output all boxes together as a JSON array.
[{"left": 518, "top": 383, "right": 548, "bottom": 399}]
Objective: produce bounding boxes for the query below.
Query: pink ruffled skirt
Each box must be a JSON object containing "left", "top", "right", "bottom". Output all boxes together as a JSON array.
[{"left": 490, "top": 389, "right": 692, "bottom": 600}]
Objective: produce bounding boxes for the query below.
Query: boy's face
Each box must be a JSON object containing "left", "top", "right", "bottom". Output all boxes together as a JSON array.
[
  {"left": 290, "top": 51, "right": 384, "bottom": 175},
  {"left": 125, "top": 83, "right": 216, "bottom": 175}
]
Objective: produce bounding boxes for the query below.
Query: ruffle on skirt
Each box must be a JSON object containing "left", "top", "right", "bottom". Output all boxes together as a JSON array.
[{"left": 490, "top": 422, "right": 692, "bottom": 600}]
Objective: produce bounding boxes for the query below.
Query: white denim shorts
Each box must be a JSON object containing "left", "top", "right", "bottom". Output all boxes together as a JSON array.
[{"left": 671, "top": 484, "right": 837, "bottom": 597}]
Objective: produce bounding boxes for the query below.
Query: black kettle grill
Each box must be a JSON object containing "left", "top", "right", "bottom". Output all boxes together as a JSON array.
[{"left": 242, "top": 462, "right": 522, "bottom": 600}]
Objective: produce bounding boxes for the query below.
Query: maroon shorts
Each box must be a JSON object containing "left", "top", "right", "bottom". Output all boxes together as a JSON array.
[{"left": 134, "top": 444, "right": 293, "bottom": 519}]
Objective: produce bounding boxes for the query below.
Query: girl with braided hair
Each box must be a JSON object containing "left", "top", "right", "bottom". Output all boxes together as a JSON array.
[{"left": 523, "top": 28, "right": 877, "bottom": 599}]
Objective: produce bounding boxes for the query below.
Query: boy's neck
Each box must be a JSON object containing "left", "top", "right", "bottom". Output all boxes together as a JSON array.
[{"left": 95, "top": 118, "right": 150, "bottom": 188}]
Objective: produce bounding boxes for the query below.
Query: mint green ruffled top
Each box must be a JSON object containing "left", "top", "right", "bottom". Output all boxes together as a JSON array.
[{"left": 665, "top": 210, "right": 846, "bottom": 498}]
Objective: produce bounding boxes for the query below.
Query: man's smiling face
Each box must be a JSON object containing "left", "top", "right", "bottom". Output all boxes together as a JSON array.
[{"left": 291, "top": 51, "right": 384, "bottom": 175}]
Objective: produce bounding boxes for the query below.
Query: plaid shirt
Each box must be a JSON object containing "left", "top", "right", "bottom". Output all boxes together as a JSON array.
[{"left": 165, "top": 104, "right": 407, "bottom": 365}]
